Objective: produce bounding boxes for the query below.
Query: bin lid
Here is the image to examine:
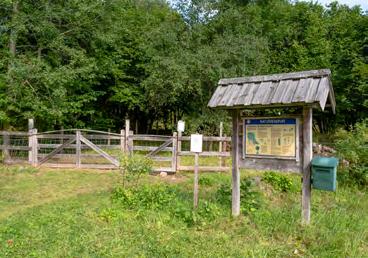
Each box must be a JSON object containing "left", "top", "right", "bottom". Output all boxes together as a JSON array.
[{"left": 311, "top": 156, "right": 339, "bottom": 167}]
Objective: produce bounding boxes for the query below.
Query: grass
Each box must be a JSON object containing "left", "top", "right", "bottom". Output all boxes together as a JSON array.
[{"left": 0, "top": 165, "right": 367, "bottom": 257}]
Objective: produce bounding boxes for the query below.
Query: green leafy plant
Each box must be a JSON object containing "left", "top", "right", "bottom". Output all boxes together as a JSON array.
[
  {"left": 119, "top": 154, "right": 153, "bottom": 186},
  {"left": 111, "top": 184, "right": 175, "bottom": 210},
  {"left": 216, "top": 178, "right": 262, "bottom": 215},
  {"left": 262, "top": 172, "right": 294, "bottom": 192},
  {"left": 335, "top": 120, "right": 368, "bottom": 186}
]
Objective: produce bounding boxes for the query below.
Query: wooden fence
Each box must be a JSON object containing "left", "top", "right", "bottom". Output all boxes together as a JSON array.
[{"left": 0, "top": 120, "right": 231, "bottom": 173}]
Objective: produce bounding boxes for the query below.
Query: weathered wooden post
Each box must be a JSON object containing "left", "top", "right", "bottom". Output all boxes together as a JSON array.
[
  {"left": 125, "top": 119, "right": 130, "bottom": 154},
  {"left": 231, "top": 110, "right": 240, "bottom": 216},
  {"left": 177, "top": 120, "right": 185, "bottom": 171},
  {"left": 31, "top": 128, "right": 38, "bottom": 166},
  {"left": 3, "top": 132, "right": 10, "bottom": 164},
  {"left": 193, "top": 152, "right": 199, "bottom": 208},
  {"left": 76, "top": 130, "right": 81, "bottom": 168},
  {"left": 191, "top": 134, "right": 203, "bottom": 209},
  {"left": 120, "top": 129, "right": 125, "bottom": 153},
  {"left": 219, "top": 121, "right": 223, "bottom": 167},
  {"left": 172, "top": 132, "right": 177, "bottom": 173},
  {"left": 107, "top": 128, "right": 111, "bottom": 146},
  {"left": 302, "top": 107, "right": 313, "bottom": 224},
  {"left": 28, "top": 118, "right": 34, "bottom": 164}
]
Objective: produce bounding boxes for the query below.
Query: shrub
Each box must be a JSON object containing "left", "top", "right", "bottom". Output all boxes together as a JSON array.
[
  {"left": 173, "top": 201, "right": 221, "bottom": 227},
  {"left": 111, "top": 184, "right": 175, "bottom": 210},
  {"left": 119, "top": 154, "right": 153, "bottom": 185},
  {"left": 335, "top": 120, "right": 368, "bottom": 186},
  {"left": 262, "top": 172, "right": 294, "bottom": 192},
  {"left": 216, "top": 178, "right": 262, "bottom": 214}
]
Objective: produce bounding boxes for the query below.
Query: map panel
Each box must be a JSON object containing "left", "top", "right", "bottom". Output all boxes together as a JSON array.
[{"left": 245, "top": 119, "right": 296, "bottom": 157}]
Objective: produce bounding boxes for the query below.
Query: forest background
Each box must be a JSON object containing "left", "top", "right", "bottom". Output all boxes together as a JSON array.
[{"left": 0, "top": 0, "right": 367, "bottom": 134}]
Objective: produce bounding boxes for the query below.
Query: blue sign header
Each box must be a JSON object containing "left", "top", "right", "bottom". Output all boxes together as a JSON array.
[{"left": 246, "top": 118, "right": 296, "bottom": 125}]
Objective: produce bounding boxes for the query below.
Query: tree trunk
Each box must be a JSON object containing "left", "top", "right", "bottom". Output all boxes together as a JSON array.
[{"left": 9, "top": 1, "right": 19, "bottom": 56}]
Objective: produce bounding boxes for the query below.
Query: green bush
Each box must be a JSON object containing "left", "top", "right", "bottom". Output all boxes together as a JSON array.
[
  {"left": 262, "top": 172, "right": 294, "bottom": 192},
  {"left": 119, "top": 154, "right": 153, "bottom": 185},
  {"left": 173, "top": 201, "right": 221, "bottom": 227},
  {"left": 335, "top": 120, "right": 368, "bottom": 186},
  {"left": 111, "top": 184, "right": 175, "bottom": 210},
  {"left": 216, "top": 178, "right": 262, "bottom": 214}
]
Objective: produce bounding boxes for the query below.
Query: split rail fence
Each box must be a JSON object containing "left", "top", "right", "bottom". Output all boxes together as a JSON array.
[{"left": 0, "top": 120, "right": 231, "bottom": 173}]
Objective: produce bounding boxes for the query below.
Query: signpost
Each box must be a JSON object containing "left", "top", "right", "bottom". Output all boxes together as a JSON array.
[{"left": 191, "top": 134, "right": 203, "bottom": 208}]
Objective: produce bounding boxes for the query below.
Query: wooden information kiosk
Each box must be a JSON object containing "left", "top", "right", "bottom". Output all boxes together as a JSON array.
[{"left": 208, "top": 69, "right": 336, "bottom": 224}]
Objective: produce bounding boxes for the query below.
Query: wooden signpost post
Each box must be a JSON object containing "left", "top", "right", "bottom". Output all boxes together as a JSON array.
[
  {"left": 191, "top": 134, "right": 203, "bottom": 209},
  {"left": 208, "top": 69, "right": 336, "bottom": 224}
]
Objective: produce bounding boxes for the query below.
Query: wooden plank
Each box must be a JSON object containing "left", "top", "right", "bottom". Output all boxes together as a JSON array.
[
  {"left": 232, "top": 110, "right": 240, "bottom": 216},
  {"left": 252, "top": 81, "right": 272, "bottom": 105},
  {"left": 152, "top": 167, "right": 175, "bottom": 173},
  {"left": 281, "top": 79, "right": 299, "bottom": 104},
  {"left": 37, "top": 144, "right": 121, "bottom": 149},
  {"left": 218, "top": 84, "right": 237, "bottom": 106},
  {"left": 133, "top": 146, "right": 172, "bottom": 152},
  {"left": 270, "top": 80, "right": 289, "bottom": 104},
  {"left": 226, "top": 84, "right": 243, "bottom": 106},
  {"left": 133, "top": 135, "right": 172, "bottom": 141},
  {"left": 178, "top": 136, "right": 231, "bottom": 142},
  {"left": 0, "top": 145, "right": 30, "bottom": 151},
  {"left": 317, "top": 77, "right": 330, "bottom": 110},
  {"left": 28, "top": 119, "right": 34, "bottom": 164},
  {"left": 147, "top": 139, "right": 173, "bottom": 157},
  {"left": 178, "top": 166, "right": 230, "bottom": 172},
  {"left": 302, "top": 107, "right": 312, "bottom": 225},
  {"left": 218, "top": 69, "right": 331, "bottom": 85},
  {"left": 79, "top": 135, "right": 119, "bottom": 167},
  {"left": 233, "top": 83, "right": 250, "bottom": 106},
  {"left": 76, "top": 131, "right": 81, "bottom": 168},
  {"left": 0, "top": 131, "right": 29, "bottom": 136},
  {"left": 38, "top": 137, "right": 76, "bottom": 165},
  {"left": 41, "top": 163, "right": 117, "bottom": 170},
  {"left": 219, "top": 122, "right": 223, "bottom": 167},
  {"left": 177, "top": 131, "right": 182, "bottom": 171},
  {"left": 178, "top": 151, "right": 230, "bottom": 157},
  {"left": 241, "top": 83, "right": 257, "bottom": 105},
  {"left": 305, "top": 78, "right": 321, "bottom": 103},
  {"left": 292, "top": 78, "right": 311, "bottom": 102},
  {"left": 150, "top": 156, "right": 172, "bottom": 162}
]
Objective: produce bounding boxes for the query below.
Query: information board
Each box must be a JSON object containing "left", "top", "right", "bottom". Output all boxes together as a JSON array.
[{"left": 244, "top": 118, "right": 296, "bottom": 157}]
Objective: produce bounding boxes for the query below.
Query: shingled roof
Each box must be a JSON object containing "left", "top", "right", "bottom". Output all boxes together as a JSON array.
[{"left": 208, "top": 69, "right": 336, "bottom": 113}]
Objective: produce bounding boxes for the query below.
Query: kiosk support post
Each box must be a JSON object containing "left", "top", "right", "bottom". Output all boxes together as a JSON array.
[
  {"left": 302, "top": 107, "right": 312, "bottom": 224},
  {"left": 231, "top": 110, "right": 240, "bottom": 216}
]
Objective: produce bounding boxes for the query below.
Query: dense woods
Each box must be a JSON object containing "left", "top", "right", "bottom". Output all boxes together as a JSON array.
[{"left": 0, "top": 0, "right": 367, "bottom": 133}]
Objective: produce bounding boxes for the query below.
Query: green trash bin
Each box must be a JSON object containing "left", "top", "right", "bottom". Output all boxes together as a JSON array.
[{"left": 311, "top": 156, "right": 339, "bottom": 191}]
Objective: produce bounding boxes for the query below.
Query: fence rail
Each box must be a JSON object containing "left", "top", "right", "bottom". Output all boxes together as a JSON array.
[{"left": 0, "top": 120, "right": 231, "bottom": 173}]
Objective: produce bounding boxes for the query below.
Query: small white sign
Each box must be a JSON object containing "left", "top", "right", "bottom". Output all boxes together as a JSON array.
[
  {"left": 178, "top": 120, "right": 185, "bottom": 132},
  {"left": 190, "top": 134, "right": 203, "bottom": 153}
]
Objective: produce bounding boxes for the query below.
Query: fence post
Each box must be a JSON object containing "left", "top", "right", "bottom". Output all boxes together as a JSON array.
[
  {"left": 219, "top": 122, "right": 223, "bottom": 167},
  {"left": 177, "top": 130, "right": 181, "bottom": 171},
  {"left": 120, "top": 129, "right": 125, "bottom": 153},
  {"left": 129, "top": 130, "right": 134, "bottom": 155},
  {"left": 222, "top": 134, "right": 227, "bottom": 167},
  {"left": 125, "top": 119, "right": 130, "bottom": 154},
  {"left": 108, "top": 128, "right": 111, "bottom": 146},
  {"left": 3, "top": 132, "right": 10, "bottom": 164},
  {"left": 172, "top": 132, "right": 177, "bottom": 172},
  {"left": 76, "top": 130, "right": 81, "bottom": 168},
  {"left": 28, "top": 119, "right": 34, "bottom": 164},
  {"left": 31, "top": 128, "right": 38, "bottom": 166}
]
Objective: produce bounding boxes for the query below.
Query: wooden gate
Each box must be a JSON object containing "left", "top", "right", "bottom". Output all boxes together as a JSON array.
[{"left": 36, "top": 129, "right": 123, "bottom": 169}]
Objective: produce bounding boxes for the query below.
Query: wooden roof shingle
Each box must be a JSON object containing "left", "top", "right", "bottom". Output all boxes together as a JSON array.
[{"left": 208, "top": 69, "right": 336, "bottom": 113}]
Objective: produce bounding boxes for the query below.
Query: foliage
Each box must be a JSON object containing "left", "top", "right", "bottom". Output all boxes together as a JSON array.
[
  {"left": 0, "top": 0, "right": 366, "bottom": 132},
  {"left": 119, "top": 154, "right": 153, "bottom": 185},
  {"left": 216, "top": 177, "right": 262, "bottom": 214},
  {"left": 1, "top": 169, "right": 368, "bottom": 257},
  {"left": 262, "top": 171, "right": 295, "bottom": 192},
  {"left": 111, "top": 184, "right": 175, "bottom": 210},
  {"left": 335, "top": 120, "right": 368, "bottom": 186}
]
